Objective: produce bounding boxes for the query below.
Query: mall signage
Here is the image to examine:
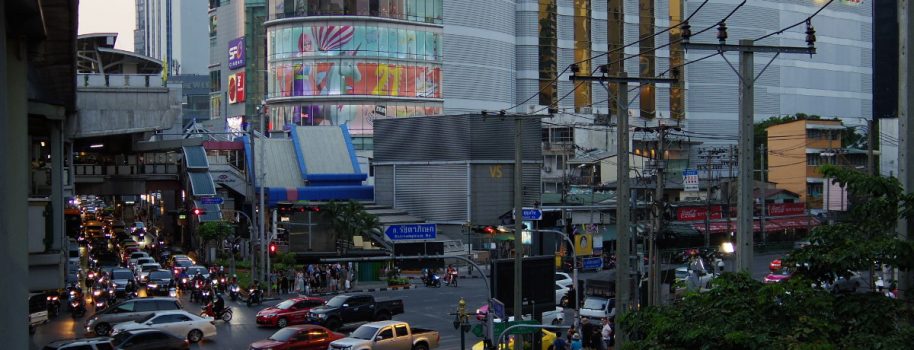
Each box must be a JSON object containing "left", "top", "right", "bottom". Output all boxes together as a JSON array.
[
  {"left": 228, "top": 37, "right": 246, "bottom": 70},
  {"left": 228, "top": 72, "right": 245, "bottom": 104}
]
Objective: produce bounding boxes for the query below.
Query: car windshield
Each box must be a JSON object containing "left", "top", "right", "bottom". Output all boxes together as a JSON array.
[
  {"left": 142, "top": 265, "right": 159, "bottom": 271},
  {"left": 111, "top": 332, "right": 132, "bottom": 346},
  {"left": 176, "top": 260, "right": 193, "bottom": 267},
  {"left": 187, "top": 267, "right": 206, "bottom": 275},
  {"left": 350, "top": 326, "right": 379, "bottom": 340},
  {"left": 269, "top": 328, "right": 299, "bottom": 341},
  {"left": 276, "top": 300, "right": 295, "bottom": 310},
  {"left": 326, "top": 296, "right": 347, "bottom": 307},
  {"left": 582, "top": 298, "right": 607, "bottom": 310},
  {"left": 113, "top": 271, "right": 133, "bottom": 280},
  {"left": 148, "top": 271, "right": 171, "bottom": 280}
]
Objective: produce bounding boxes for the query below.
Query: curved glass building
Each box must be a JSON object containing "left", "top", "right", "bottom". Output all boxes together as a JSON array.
[{"left": 264, "top": 1, "right": 443, "bottom": 136}]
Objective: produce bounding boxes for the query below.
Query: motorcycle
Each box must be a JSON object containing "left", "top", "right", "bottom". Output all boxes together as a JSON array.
[
  {"left": 200, "top": 302, "right": 233, "bottom": 322},
  {"left": 228, "top": 284, "right": 240, "bottom": 301},
  {"left": 422, "top": 274, "right": 441, "bottom": 288},
  {"left": 47, "top": 293, "right": 61, "bottom": 317},
  {"left": 190, "top": 280, "right": 205, "bottom": 302},
  {"left": 69, "top": 290, "right": 86, "bottom": 318},
  {"left": 201, "top": 288, "right": 213, "bottom": 305},
  {"left": 94, "top": 295, "right": 109, "bottom": 311},
  {"left": 246, "top": 287, "right": 263, "bottom": 307},
  {"left": 168, "top": 287, "right": 178, "bottom": 298},
  {"left": 445, "top": 271, "right": 458, "bottom": 287}
]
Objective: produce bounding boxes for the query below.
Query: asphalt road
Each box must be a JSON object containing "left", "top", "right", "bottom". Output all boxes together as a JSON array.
[{"left": 31, "top": 252, "right": 787, "bottom": 350}]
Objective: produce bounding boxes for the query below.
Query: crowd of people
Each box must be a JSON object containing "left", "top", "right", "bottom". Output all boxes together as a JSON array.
[
  {"left": 552, "top": 317, "right": 614, "bottom": 350},
  {"left": 269, "top": 263, "right": 356, "bottom": 295}
]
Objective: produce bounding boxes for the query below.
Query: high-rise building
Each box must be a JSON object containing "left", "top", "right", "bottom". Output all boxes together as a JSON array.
[{"left": 135, "top": 0, "right": 209, "bottom": 75}]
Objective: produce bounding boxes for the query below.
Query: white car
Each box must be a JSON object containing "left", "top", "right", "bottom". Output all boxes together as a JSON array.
[
  {"left": 111, "top": 310, "right": 217, "bottom": 343},
  {"left": 127, "top": 251, "right": 150, "bottom": 267},
  {"left": 555, "top": 272, "right": 573, "bottom": 288},
  {"left": 137, "top": 263, "right": 162, "bottom": 282},
  {"left": 555, "top": 283, "right": 570, "bottom": 306}
]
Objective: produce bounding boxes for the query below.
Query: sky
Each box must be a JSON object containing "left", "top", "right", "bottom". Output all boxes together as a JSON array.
[{"left": 78, "top": 0, "right": 136, "bottom": 51}]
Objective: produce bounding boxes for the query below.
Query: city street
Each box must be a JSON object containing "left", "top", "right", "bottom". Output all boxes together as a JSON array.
[{"left": 30, "top": 252, "right": 786, "bottom": 350}]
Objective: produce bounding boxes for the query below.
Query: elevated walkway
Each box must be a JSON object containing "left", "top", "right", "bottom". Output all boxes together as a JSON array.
[{"left": 244, "top": 126, "right": 373, "bottom": 207}]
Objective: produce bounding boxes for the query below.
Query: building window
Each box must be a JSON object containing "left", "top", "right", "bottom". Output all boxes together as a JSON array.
[
  {"left": 351, "top": 136, "right": 374, "bottom": 151},
  {"left": 209, "top": 71, "right": 221, "bottom": 92},
  {"left": 209, "top": 14, "right": 217, "bottom": 38},
  {"left": 807, "top": 154, "right": 822, "bottom": 166},
  {"left": 807, "top": 183, "right": 823, "bottom": 198}
]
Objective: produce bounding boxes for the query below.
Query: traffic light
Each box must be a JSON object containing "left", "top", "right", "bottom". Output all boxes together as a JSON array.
[
  {"left": 473, "top": 225, "right": 498, "bottom": 234},
  {"left": 269, "top": 241, "right": 277, "bottom": 256},
  {"left": 191, "top": 207, "right": 204, "bottom": 216}
]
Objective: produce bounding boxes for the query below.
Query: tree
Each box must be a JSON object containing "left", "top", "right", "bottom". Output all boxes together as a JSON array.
[
  {"left": 198, "top": 220, "right": 234, "bottom": 263},
  {"left": 321, "top": 200, "right": 381, "bottom": 248},
  {"left": 621, "top": 165, "right": 914, "bottom": 349}
]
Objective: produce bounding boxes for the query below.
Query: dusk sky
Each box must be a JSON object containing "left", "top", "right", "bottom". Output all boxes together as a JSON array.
[{"left": 78, "top": 0, "right": 136, "bottom": 51}]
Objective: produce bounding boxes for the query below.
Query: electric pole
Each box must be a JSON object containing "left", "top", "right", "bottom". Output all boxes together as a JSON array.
[
  {"left": 897, "top": 0, "right": 914, "bottom": 297},
  {"left": 760, "top": 143, "right": 767, "bottom": 245},
  {"left": 570, "top": 71, "right": 677, "bottom": 346},
  {"left": 684, "top": 29, "right": 816, "bottom": 272}
]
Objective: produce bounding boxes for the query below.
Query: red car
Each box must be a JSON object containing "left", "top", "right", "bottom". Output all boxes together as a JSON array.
[
  {"left": 256, "top": 297, "right": 325, "bottom": 327},
  {"left": 250, "top": 325, "right": 343, "bottom": 350}
]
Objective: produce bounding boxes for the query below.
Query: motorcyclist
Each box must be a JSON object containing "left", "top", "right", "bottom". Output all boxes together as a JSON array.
[
  {"left": 426, "top": 268, "right": 434, "bottom": 285},
  {"left": 125, "top": 279, "right": 137, "bottom": 298},
  {"left": 212, "top": 292, "right": 225, "bottom": 315}
]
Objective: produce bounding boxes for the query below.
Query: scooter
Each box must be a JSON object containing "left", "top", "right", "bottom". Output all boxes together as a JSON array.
[
  {"left": 200, "top": 302, "right": 233, "bottom": 322},
  {"left": 246, "top": 287, "right": 263, "bottom": 307},
  {"left": 47, "top": 293, "right": 61, "bottom": 317},
  {"left": 228, "top": 284, "right": 240, "bottom": 301},
  {"left": 94, "top": 296, "right": 109, "bottom": 311},
  {"left": 422, "top": 274, "right": 441, "bottom": 288},
  {"left": 201, "top": 288, "right": 213, "bottom": 305}
]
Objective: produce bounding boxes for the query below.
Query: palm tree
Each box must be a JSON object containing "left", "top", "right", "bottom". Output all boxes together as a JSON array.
[{"left": 322, "top": 200, "right": 380, "bottom": 251}]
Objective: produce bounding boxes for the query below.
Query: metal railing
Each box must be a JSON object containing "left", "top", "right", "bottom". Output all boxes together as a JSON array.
[{"left": 77, "top": 73, "right": 166, "bottom": 88}]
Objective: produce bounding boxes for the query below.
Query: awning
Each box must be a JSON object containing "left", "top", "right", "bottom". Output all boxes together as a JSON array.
[
  {"left": 192, "top": 200, "right": 222, "bottom": 222},
  {"left": 691, "top": 217, "right": 821, "bottom": 234},
  {"left": 188, "top": 172, "right": 216, "bottom": 196},
  {"left": 182, "top": 146, "right": 209, "bottom": 169}
]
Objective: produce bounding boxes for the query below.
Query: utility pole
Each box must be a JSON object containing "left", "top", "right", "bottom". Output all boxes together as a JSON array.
[
  {"left": 728, "top": 145, "right": 735, "bottom": 237},
  {"left": 570, "top": 70, "right": 677, "bottom": 347},
  {"left": 760, "top": 143, "right": 767, "bottom": 245},
  {"left": 649, "top": 125, "right": 666, "bottom": 307},
  {"left": 684, "top": 30, "right": 816, "bottom": 272},
  {"left": 897, "top": 0, "right": 914, "bottom": 298},
  {"left": 513, "top": 115, "right": 523, "bottom": 342},
  {"left": 867, "top": 118, "right": 876, "bottom": 176}
]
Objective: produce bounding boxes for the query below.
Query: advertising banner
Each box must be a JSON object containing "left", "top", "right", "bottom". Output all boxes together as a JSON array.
[
  {"left": 228, "top": 72, "right": 246, "bottom": 104},
  {"left": 574, "top": 233, "right": 593, "bottom": 256},
  {"left": 676, "top": 206, "right": 723, "bottom": 221},
  {"left": 767, "top": 203, "right": 806, "bottom": 217},
  {"left": 228, "top": 37, "right": 246, "bottom": 70},
  {"left": 683, "top": 169, "right": 699, "bottom": 192}
]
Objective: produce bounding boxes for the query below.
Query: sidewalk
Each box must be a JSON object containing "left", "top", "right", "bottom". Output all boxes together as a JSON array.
[
  {"left": 400, "top": 265, "right": 491, "bottom": 280},
  {"left": 254, "top": 281, "right": 417, "bottom": 301}
]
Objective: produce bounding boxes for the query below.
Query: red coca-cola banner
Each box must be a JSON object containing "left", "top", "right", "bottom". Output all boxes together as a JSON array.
[
  {"left": 766, "top": 203, "right": 805, "bottom": 217},
  {"left": 677, "top": 206, "right": 723, "bottom": 221}
]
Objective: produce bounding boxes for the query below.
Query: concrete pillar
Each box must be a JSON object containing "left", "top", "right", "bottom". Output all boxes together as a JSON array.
[{"left": 1, "top": 1, "right": 32, "bottom": 344}]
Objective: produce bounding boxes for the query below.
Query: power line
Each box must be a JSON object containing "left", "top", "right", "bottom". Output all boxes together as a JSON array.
[{"left": 753, "top": 0, "right": 835, "bottom": 42}]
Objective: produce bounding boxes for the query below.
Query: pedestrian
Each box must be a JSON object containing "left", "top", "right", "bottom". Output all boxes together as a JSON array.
[
  {"left": 581, "top": 318, "right": 593, "bottom": 349},
  {"left": 570, "top": 333, "right": 583, "bottom": 350},
  {"left": 601, "top": 318, "right": 614, "bottom": 349},
  {"left": 553, "top": 333, "right": 568, "bottom": 350},
  {"left": 295, "top": 271, "right": 305, "bottom": 294}
]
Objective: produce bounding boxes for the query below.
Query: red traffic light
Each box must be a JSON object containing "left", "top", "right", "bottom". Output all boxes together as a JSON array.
[
  {"left": 192, "top": 208, "right": 204, "bottom": 216},
  {"left": 483, "top": 226, "right": 497, "bottom": 234},
  {"left": 269, "top": 242, "right": 277, "bottom": 255}
]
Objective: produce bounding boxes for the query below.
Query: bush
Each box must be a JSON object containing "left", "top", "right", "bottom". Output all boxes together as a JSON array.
[{"left": 387, "top": 277, "right": 409, "bottom": 286}]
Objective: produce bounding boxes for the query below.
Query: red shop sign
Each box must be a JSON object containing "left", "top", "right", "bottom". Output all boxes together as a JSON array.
[
  {"left": 677, "top": 206, "right": 723, "bottom": 221},
  {"left": 767, "top": 203, "right": 805, "bottom": 217}
]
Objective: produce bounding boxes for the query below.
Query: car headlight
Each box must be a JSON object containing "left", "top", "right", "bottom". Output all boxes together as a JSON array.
[
  {"left": 266, "top": 313, "right": 276, "bottom": 318},
  {"left": 317, "top": 313, "right": 327, "bottom": 319},
  {"left": 148, "top": 283, "right": 158, "bottom": 289}
]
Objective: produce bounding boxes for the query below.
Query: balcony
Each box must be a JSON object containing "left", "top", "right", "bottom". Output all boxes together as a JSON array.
[{"left": 72, "top": 73, "right": 181, "bottom": 138}]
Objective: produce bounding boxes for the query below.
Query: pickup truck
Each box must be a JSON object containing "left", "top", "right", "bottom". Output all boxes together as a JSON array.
[
  {"left": 309, "top": 294, "right": 404, "bottom": 330},
  {"left": 328, "top": 321, "right": 439, "bottom": 350}
]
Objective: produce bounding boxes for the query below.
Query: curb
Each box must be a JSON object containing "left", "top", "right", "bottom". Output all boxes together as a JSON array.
[{"left": 308, "top": 284, "right": 417, "bottom": 297}]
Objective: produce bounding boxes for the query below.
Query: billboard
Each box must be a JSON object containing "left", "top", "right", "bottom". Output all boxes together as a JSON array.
[
  {"left": 574, "top": 233, "right": 593, "bottom": 256},
  {"left": 683, "top": 169, "right": 699, "bottom": 192},
  {"left": 228, "top": 37, "right": 246, "bottom": 70},
  {"left": 270, "top": 61, "right": 441, "bottom": 99},
  {"left": 676, "top": 206, "right": 723, "bottom": 221},
  {"left": 490, "top": 256, "right": 555, "bottom": 316},
  {"left": 228, "top": 72, "right": 246, "bottom": 104}
]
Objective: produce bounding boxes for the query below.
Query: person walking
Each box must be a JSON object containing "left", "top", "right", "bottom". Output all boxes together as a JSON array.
[
  {"left": 570, "top": 333, "right": 583, "bottom": 350},
  {"left": 580, "top": 318, "right": 593, "bottom": 349},
  {"left": 295, "top": 271, "right": 305, "bottom": 294},
  {"left": 601, "top": 318, "right": 614, "bottom": 350}
]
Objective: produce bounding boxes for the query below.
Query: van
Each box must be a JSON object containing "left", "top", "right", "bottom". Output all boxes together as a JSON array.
[{"left": 84, "top": 297, "right": 183, "bottom": 337}]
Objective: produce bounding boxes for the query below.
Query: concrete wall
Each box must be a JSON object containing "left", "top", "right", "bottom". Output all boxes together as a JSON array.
[
  {"left": 73, "top": 84, "right": 181, "bottom": 137},
  {"left": 767, "top": 120, "right": 810, "bottom": 201}
]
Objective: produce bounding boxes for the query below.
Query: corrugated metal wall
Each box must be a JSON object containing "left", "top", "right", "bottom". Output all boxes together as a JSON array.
[
  {"left": 394, "top": 164, "right": 469, "bottom": 223},
  {"left": 374, "top": 114, "right": 542, "bottom": 163}
]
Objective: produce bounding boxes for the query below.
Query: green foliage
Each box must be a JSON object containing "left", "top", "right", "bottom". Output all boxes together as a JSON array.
[
  {"left": 387, "top": 277, "right": 409, "bottom": 286},
  {"left": 273, "top": 251, "right": 297, "bottom": 266},
  {"left": 198, "top": 220, "right": 234, "bottom": 243},
  {"left": 321, "top": 200, "right": 381, "bottom": 244},
  {"left": 622, "top": 167, "right": 914, "bottom": 349}
]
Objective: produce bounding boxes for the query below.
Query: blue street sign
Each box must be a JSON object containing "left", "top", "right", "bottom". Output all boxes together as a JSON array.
[
  {"left": 515, "top": 208, "right": 542, "bottom": 221},
  {"left": 583, "top": 257, "right": 603, "bottom": 270},
  {"left": 384, "top": 224, "right": 437, "bottom": 240},
  {"left": 490, "top": 298, "right": 506, "bottom": 320},
  {"left": 200, "top": 197, "right": 224, "bottom": 205}
]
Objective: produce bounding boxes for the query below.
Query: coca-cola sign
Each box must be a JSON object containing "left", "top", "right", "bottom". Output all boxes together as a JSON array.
[
  {"left": 767, "top": 203, "right": 805, "bottom": 217},
  {"left": 677, "top": 206, "right": 723, "bottom": 221}
]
